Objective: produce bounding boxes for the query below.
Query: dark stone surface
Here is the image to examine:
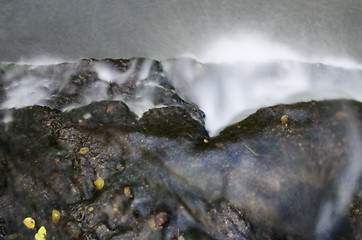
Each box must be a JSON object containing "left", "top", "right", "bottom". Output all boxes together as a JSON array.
[
  {"left": 0, "top": 59, "right": 361, "bottom": 239},
  {"left": 0, "top": 99, "right": 361, "bottom": 239}
]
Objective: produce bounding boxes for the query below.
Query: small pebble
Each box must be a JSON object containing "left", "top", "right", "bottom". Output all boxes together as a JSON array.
[
  {"left": 281, "top": 115, "right": 288, "bottom": 124},
  {"left": 155, "top": 212, "right": 168, "bottom": 228},
  {"left": 94, "top": 177, "right": 104, "bottom": 190},
  {"left": 335, "top": 111, "right": 348, "bottom": 120},
  {"left": 178, "top": 234, "right": 185, "bottom": 240},
  {"left": 52, "top": 210, "right": 61, "bottom": 223},
  {"left": 148, "top": 212, "right": 169, "bottom": 230},
  {"left": 78, "top": 147, "right": 89, "bottom": 155},
  {"left": 66, "top": 222, "right": 82, "bottom": 239},
  {"left": 106, "top": 105, "right": 114, "bottom": 112},
  {"left": 124, "top": 186, "right": 133, "bottom": 199}
]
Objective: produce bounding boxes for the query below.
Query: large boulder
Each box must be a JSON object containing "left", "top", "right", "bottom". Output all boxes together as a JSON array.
[{"left": 0, "top": 59, "right": 360, "bottom": 239}]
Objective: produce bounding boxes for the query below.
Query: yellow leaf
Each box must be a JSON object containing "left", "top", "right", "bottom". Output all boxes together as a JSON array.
[
  {"left": 34, "top": 233, "right": 45, "bottom": 240},
  {"left": 38, "top": 226, "right": 46, "bottom": 235},
  {"left": 23, "top": 217, "right": 35, "bottom": 229},
  {"left": 34, "top": 226, "right": 46, "bottom": 240}
]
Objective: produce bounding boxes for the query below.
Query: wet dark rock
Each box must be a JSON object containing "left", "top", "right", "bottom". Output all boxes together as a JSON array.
[
  {"left": 61, "top": 101, "right": 138, "bottom": 131},
  {"left": 0, "top": 58, "right": 361, "bottom": 240},
  {"left": 139, "top": 106, "right": 209, "bottom": 141},
  {"left": 0, "top": 168, "right": 6, "bottom": 196},
  {"left": 0, "top": 99, "right": 361, "bottom": 239},
  {"left": 66, "top": 221, "right": 82, "bottom": 239},
  {"left": 0, "top": 218, "right": 6, "bottom": 240}
]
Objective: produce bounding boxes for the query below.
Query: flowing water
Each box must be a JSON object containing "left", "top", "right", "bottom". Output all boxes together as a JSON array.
[
  {"left": 1, "top": 0, "right": 362, "bottom": 62},
  {"left": 1, "top": 1, "right": 362, "bottom": 239}
]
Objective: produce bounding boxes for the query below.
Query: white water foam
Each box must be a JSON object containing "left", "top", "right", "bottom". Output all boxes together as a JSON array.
[
  {"left": 16, "top": 55, "right": 74, "bottom": 66},
  {"left": 1, "top": 76, "right": 52, "bottom": 109},
  {"left": 93, "top": 61, "right": 136, "bottom": 84},
  {"left": 92, "top": 59, "right": 165, "bottom": 116},
  {"left": 163, "top": 34, "right": 362, "bottom": 137},
  {"left": 2, "top": 36, "right": 362, "bottom": 136}
]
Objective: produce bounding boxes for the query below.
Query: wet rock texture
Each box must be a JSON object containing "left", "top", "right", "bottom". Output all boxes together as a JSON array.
[{"left": 0, "top": 59, "right": 361, "bottom": 240}]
